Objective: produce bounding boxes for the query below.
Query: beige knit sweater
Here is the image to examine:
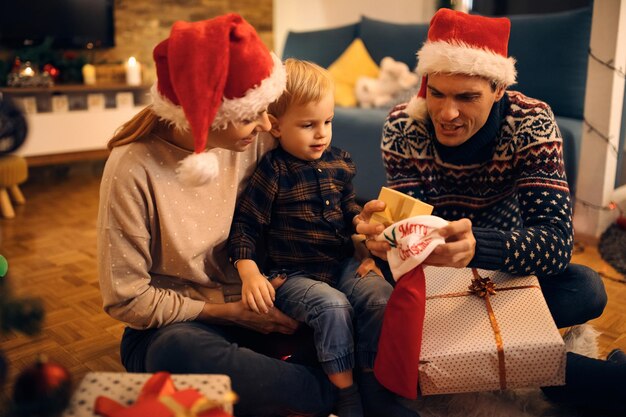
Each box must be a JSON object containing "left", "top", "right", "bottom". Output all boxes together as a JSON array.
[{"left": 97, "top": 133, "right": 273, "bottom": 329}]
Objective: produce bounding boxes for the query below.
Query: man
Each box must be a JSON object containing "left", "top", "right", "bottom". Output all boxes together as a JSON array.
[{"left": 356, "top": 8, "right": 625, "bottom": 413}]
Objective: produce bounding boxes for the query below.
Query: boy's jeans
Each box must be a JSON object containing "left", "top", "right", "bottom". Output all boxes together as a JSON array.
[{"left": 273, "top": 257, "right": 393, "bottom": 375}]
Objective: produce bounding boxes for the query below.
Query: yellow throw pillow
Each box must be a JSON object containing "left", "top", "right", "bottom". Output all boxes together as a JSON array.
[{"left": 328, "top": 38, "right": 379, "bottom": 107}]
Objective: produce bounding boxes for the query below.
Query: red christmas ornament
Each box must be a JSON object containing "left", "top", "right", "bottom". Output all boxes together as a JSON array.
[
  {"left": 43, "top": 63, "right": 60, "bottom": 81},
  {"left": 12, "top": 356, "right": 72, "bottom": 416}
]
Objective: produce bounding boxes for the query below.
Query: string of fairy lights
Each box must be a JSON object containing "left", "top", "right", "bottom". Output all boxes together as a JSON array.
[{"left": 575, "top": 47, "right": 626, "bottom": 213}]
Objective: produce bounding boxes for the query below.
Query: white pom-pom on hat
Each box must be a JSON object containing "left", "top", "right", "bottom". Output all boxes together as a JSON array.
[{"left": 176, "top": 152, "right": 220, "bottom": 187}]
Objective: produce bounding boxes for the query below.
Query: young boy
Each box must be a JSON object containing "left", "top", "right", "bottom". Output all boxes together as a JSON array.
[{"left": 228, "top": 59, "right": 417, "bottom": 417}]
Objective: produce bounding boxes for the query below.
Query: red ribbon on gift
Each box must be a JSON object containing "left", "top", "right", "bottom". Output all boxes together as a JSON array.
[{"left": 94, "top": 372, "right": 233, "bottom": 417}]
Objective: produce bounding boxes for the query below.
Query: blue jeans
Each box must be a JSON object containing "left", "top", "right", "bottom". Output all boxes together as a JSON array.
[
  {"left": 121, "top": 323, "right": 335, "bottom": 417},
  {"left": 538, "top": 263, "right": 607, "bottom": 328},
  {"left": 273, "top": 257, "right": 393, "bottom": 374}
]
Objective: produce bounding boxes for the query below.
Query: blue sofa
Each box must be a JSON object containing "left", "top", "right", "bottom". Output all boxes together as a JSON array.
[{"left": 282, "top": 7, "right": 594, "bottom": 202}]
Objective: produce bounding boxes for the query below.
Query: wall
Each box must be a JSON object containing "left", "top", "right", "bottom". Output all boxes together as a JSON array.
[
  {"left": 273, "top": 0, "right": 437, "bottom": 58},
  {"left": 107, "top": 0, "right": 274, "bottom": 83},
  {"left": 103, "top": 0, "right": 273, "bottom": 83}
]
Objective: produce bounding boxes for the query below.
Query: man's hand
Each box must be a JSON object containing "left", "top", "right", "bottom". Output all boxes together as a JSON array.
[
  {"left": 199, "top": 300, "right": 299, "bottom": 335},
  {"left": 424, "top": 218, "right": 476, "bottom": 268},
  {"left": 354, "top": 200, "right": 391, "bottom": 260}
]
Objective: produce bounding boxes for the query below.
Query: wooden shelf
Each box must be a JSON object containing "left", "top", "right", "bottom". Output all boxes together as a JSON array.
[
  {"left": 0, "top": 84, "right": 151, "bottom": 94},
  {"left": 3, "top": 84, "right": 149, "bottom": 165},
  {"left": 15, "top": 106, "right": 145, "bottom": 165},
  {"left": 26, "top": 149, "right": 111, "bottom": 167}
]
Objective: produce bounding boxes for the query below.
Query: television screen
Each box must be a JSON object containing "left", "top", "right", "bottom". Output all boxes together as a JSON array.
[{"left": 0, "top": 0, "right": 115, "bottom": 49}]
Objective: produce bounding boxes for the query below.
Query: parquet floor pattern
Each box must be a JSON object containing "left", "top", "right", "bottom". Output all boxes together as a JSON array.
[
  {"left": 0, "top": 163, "right": 125, "bottom": 403},
  {"left": 0, "top": 162, "right": 624, "bottom": 404}
]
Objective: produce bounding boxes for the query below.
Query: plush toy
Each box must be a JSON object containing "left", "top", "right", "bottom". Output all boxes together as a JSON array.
[{"left": 355, "top": 57, "right": 420, "bottom": 108}]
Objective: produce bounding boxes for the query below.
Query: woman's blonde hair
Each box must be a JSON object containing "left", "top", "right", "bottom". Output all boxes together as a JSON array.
[
  {"left": 268, "top": 58, "right": 334, "bottom": 118},
  {"left": 107, "top": 106, "right": 160, "bottom": 149}
]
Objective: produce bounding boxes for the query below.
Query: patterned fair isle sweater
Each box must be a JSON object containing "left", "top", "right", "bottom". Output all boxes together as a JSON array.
[{"left": 382, "top": 91, "right": 573, "bottom": 277}]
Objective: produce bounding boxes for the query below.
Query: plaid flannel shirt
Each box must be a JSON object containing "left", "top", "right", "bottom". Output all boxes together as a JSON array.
[{"left": 228, "top": 146, "right": 362, "bottom": 284}]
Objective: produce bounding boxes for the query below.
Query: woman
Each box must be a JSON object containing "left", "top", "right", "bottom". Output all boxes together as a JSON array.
[{"left": 97, "top": 14, "right": 337, "bottom": 417}]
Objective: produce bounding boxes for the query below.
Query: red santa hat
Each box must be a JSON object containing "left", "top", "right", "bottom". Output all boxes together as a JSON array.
[
  {"left": 406, "top": 8, "right": 517, "bottom": 120},
  {"left": 151, "top": 13, "right": 286, "bottom": 186}
]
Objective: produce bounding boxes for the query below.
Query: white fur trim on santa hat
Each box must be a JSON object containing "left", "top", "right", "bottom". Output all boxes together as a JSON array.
[
  {"left": 213, "top": 53, "right": 286, "bottom": 129},
  {"left": 405, "top": 96, "right": 429, "bottom": 121},
  {"left": 150, "top": 53, "right": 286, "bottom": 131},
  {"left": 176, "top": 151, "right": 219, "bottom": 187},
  {"left": 150, "top": 83, "right": 190, "bottom": 131},
  {"left": 417, "top": 41, "right": 517, "bottom": 87},
  {"left": 376, "top": 215, "right": 449, "bottom": 281}
]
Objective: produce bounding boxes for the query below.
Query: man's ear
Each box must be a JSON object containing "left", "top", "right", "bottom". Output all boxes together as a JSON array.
[
  {"left": 268, "top": 114, "right": 281, "bottom": 137},
  {"left": 494, "top": 85, "right": 506, "bottom": 102}
]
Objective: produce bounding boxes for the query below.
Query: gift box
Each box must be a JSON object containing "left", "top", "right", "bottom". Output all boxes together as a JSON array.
[
  {"left": 418, "top": 266, "right": 566, "bottom": 395},
  {"left": 62, "top": 372, "right": 233, "bottom": 417},
  {"left": 370, "top": 187, "right": 433, "bottom": 227}
]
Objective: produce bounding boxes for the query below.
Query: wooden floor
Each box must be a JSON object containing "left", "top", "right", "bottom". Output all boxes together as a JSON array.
[{"left": 0, "top": 161, "right": 625, "bottom": 403}]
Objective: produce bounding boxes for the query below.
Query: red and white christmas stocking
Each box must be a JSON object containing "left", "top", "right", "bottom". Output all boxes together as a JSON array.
[{"left": 373, "top": 215, "right": 448, "bottom": 399}]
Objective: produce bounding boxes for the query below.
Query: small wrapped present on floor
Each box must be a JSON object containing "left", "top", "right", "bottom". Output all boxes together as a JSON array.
[
  {"left": 418, "top": 266, "right": 566, "bottom": 395},
  {"left": 62, "top": 372, "right": 234, "bottom": 417}
]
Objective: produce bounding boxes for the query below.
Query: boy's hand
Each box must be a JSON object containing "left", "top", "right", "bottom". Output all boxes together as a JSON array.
[
  {"left": 236, "top": 259, "right": 276, "bottom": 314},
  {"left": 242, "top": 272, "right": 275, "bottom": 314}
]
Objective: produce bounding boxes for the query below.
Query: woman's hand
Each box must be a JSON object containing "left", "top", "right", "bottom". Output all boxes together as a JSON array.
[
  {"left": 354, "top": 200, "right": 391, "bottom": 260},
  {"left": 199, "top": 299, "right": 299, "bottom": 335},
  {"left": 229, "top": 301, "right": 298, "bottom": 334},
  {"left": 424, "top": 218, "right": 476, "bottom": 268}
]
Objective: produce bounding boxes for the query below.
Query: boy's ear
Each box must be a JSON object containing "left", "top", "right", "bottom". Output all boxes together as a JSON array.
[{"left": 268, "top": 114, "right": 281, "bottom": 137}]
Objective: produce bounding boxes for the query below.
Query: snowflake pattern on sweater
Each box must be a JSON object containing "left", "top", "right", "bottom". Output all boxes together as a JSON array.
[{"left": 382, "top": 91, "right": 573, "bottom": 277}]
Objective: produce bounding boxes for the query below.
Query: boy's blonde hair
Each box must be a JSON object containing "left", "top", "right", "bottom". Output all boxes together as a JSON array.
[{"left": 268, "top": 58, "right": 334, "bottom": 118}]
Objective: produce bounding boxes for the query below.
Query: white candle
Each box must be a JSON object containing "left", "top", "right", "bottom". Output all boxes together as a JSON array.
[
  {"left": 126, "top": 56, "right": 142, "bottom": 86},
  {"left": 21, "top": 62, "right": 35, "bottom": 77},
  {"left": 82, "top": 64, "right": 96, "bottom": 85}
]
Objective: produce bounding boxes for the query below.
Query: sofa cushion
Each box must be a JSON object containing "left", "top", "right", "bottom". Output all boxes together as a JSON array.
[
  {"left": 328, "top": 38, "right": 380, "bottom": 107},
  {"left": 332, "top": 107, "right": 389, "bottom": 202},
  {"left": 359, "top": 16, "right": 429, "bottom": 69},
  {"left": 555, "top": 115, "right": 583, "bottom": 196},
  {"left": 282, "top": 23, "right": 358, "bottom": 68},
  {"left": 508, "top": 7, "right": 592, "bottom": 119}
]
